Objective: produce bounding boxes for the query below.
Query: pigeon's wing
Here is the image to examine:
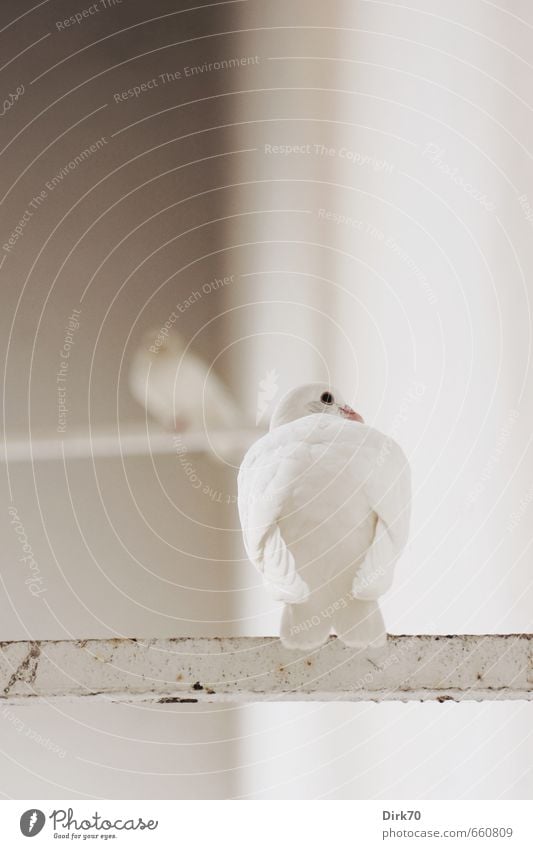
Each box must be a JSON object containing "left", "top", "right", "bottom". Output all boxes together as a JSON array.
[
  {"left": 238, "top": 430, "right": 311, "bottom": 604},
  {"left": 352, "top": 431, "right": 411, "bottom": 599}
]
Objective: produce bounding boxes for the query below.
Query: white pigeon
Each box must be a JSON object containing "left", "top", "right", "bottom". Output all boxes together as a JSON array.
[
  {"left": 238, "top": 383, "right": 411, "bottom": 649},
  {"left": 129, "top": 328, "right": 241, "bottom": 432}
]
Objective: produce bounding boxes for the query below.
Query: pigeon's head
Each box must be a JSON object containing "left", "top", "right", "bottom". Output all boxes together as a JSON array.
[{"left": 269, "top": 382, "right": 364, "bottom": 431}]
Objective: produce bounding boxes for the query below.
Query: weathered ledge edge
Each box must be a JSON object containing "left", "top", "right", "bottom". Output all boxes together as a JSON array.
[{"left": 0, "top": 635, "right": 531, "bottom": 704}]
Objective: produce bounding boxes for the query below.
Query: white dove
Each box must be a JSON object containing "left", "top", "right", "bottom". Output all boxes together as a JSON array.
[
  {"left": 129, "top": 328, "right": 241, "bottom": 432},
  {"left": 238, "top": 383, "right": 411, "bottom": 649}
]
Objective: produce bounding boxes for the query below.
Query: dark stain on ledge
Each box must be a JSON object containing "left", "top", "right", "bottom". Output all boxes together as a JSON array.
[{"left": 158, "top": 697, "right": 198, "bottom": 704}]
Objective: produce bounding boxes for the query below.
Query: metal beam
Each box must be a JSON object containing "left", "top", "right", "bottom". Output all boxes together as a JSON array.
[{"left": 1, "top": 635, "right": 531, "bottom": 703}]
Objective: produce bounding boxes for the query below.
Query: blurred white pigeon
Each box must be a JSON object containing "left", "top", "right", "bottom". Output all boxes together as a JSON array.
[
  {"left": 238, "top": 382, "right": 411, "bottom": 649},
  {"left": 129, "top": 328, "right": 241, "bottom": 431}
]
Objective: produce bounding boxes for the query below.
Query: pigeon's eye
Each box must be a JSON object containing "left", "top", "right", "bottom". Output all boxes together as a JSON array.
[{"left": 320, "top": 392, "right": 334, "bottom": 405}]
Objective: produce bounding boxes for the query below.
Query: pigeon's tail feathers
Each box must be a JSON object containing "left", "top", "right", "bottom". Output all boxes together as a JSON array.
[
  {"left": 261, "top": 526, "right": 309, "bottom": 604},
  {"left": 280, "top": 599, "right": 332, "bottom": 649},
  {"left": 334, "top": 596, "right": 387, "bottom": 648}
]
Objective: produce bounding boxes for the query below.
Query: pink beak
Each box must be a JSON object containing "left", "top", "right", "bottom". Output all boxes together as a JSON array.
[{"left": 339, "top": 405, "right": 364, "bottom": 423}]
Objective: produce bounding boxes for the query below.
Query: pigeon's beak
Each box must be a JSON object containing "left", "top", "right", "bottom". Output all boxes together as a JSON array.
[{"left": 339, "top": 404, "right": 364, "bottom": 423}]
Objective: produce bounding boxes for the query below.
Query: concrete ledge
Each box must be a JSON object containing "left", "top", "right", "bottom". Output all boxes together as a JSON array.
[{"left": 0, "top": 635, "right": 531, "bottom": 704}]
